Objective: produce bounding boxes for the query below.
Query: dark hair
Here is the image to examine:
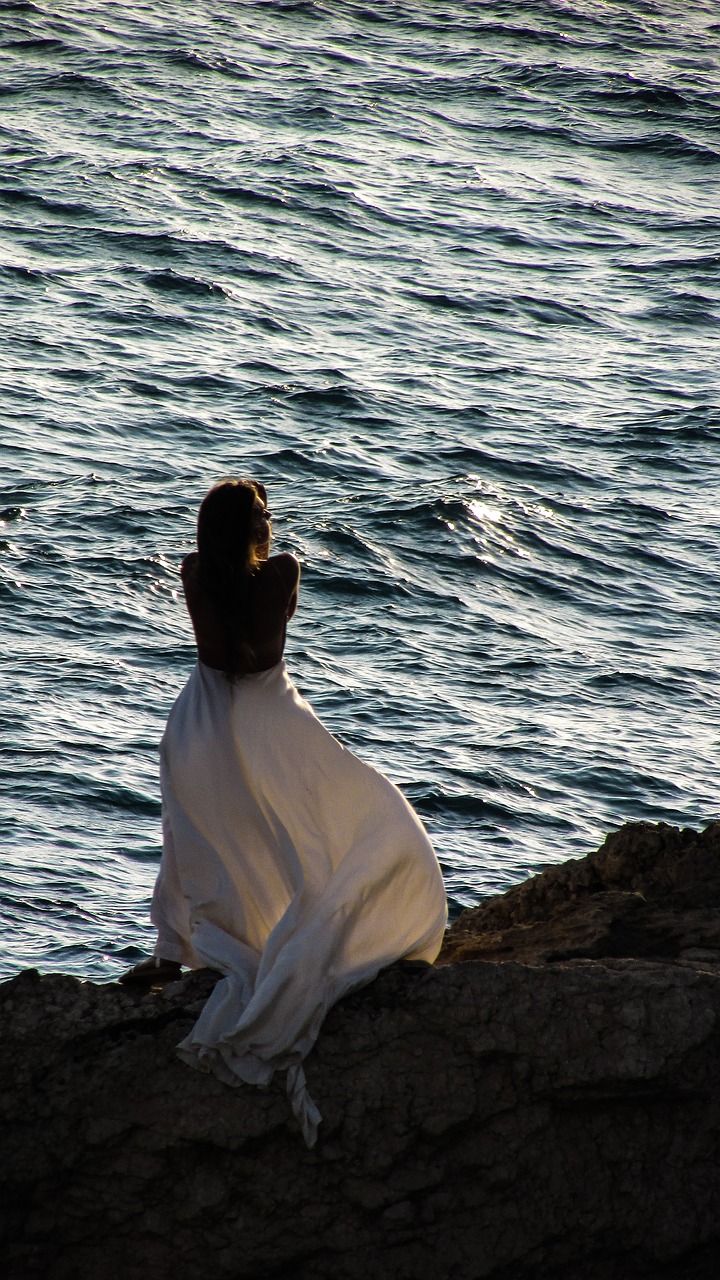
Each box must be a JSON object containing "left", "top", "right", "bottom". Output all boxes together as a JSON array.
[{"left": 196, "top": 478, "right": 265, "bottom": 678}]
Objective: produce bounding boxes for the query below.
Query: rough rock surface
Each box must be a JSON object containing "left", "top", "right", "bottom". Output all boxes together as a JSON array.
[
  {"left": 439, "top": 820, "right": 720, "bottom": 966},
  {"left": 2, "top": 821, "right": 720, "bottom": 1280}
]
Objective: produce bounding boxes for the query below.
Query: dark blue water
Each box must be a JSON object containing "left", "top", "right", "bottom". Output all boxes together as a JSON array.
[{"left": 1, "top": 0, "right": 719, "bottom": 980}]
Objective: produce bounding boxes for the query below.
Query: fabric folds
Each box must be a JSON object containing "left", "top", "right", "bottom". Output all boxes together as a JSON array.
[{"left": 152, "top": 660, "right": 447, "bottom": 1145}]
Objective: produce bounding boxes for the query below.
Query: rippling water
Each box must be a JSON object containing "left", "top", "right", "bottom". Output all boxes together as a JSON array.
[{"left": 1, "top": 0, "right": 719, "bottom": 980}]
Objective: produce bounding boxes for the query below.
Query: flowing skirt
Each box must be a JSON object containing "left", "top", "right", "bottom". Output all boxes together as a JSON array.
[{"left": 152, "top": 660, "right": 447, "bottom": 1145}]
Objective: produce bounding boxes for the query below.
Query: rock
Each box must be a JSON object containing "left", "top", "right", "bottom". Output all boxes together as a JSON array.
[
  {"left": 1, "top": 822, "right": 720, "bottom": 1280},
  {"left": 439, "top": 820, "right": 720, "bottom": 965}
]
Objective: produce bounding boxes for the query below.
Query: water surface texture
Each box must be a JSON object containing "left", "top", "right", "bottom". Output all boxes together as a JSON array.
[{"left": 1, "top": 0, "right": 719, "bottom": 979}]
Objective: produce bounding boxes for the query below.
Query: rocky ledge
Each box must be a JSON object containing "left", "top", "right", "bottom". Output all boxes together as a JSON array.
[{"left": 2, "top": 821, "right": 720, "bottom": 1280}]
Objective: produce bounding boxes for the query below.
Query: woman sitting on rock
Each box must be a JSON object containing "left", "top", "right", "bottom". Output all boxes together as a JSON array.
[{"left": 122, "top": 478, "right": 447, "bottom": 1145}]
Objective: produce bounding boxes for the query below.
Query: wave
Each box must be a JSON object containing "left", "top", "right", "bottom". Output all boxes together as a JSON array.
[
  {"left": 141, "top": 269, "right": 231, "bottom": 299},
  {"left": 599, "top": 132, "right": 720, "bottom": 164},
  {"left": 618, "top": 252, "right": 720, "bottom": 279},
  {"left": 0, "top": 262, "right": 48, "bottom": 284},
  {"left": 0, "top": 185, "right": 97, "bottom": 218},
  {"left": 162, "top": 49, "right": 252, "bottom": 79},
  {"left": 2, "top": 766, "right": 161, "bottom": 818},
  {"left": 2, "top": 69, "right": 131, "bottom": 105},
  {"left": 642, "top": 294, "right": 717, "bottom": 326},
  {"left": 4, "top": 35, "right": 67, "bottom": 53},
  {"left": 506, "top": 62, "right": 711, "bottom": 115}
]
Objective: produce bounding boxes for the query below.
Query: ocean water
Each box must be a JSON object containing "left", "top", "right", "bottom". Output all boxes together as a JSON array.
[{"left": 1, "top": 0, "right": 718, "bottom": 981}]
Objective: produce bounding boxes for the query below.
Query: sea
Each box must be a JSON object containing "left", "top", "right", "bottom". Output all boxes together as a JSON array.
[{"left": 1, "top": 0, "right": 718, "bottom": 982}]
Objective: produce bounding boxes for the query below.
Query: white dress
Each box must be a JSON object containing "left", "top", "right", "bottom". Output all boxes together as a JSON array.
[{"left": 152, "top": 659, "right": 447, "bottom": 1146}]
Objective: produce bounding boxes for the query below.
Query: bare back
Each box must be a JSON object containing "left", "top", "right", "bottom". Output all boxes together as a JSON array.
[{"left": 181, "top": 551, "right": 300, "bottom": 675}]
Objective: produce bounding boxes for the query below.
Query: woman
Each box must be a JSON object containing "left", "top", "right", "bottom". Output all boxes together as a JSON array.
[{"left": 123, "top": 478, "right": 447, "bottom": 1145}]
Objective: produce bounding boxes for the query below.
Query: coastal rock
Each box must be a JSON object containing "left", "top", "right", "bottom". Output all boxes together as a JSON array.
[
  {"left": 439, "top": 820, "right": 720, "bottom": 965},
  {"left": 2, "top": 821, "right": 720, "bottom": 1280}
]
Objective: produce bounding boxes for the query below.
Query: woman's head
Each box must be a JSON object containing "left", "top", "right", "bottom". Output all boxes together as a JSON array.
[
  {"left": 197, "top": 478, "right": 271, "bottom": 576},
  {"left": 195, "top": 478, "right": 271, "bottom": 678}
]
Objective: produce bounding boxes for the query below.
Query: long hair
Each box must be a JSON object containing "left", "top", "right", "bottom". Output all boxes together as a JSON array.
[{"left": 196, "top": 478, "right": 264, "bottom": 678}]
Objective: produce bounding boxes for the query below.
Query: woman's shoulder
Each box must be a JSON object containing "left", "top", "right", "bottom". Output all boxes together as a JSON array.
[
  {"left": 265, "top": 551, "right": 300, "bottom": 584},
  {"left": 180, "top": 551, "right": 201, "bottom": 603},
  {"left": 180, "top": 551, "right": 199, "bottom": 580},
  {"left": 255, "top": 552, "right": 301, "bottom": 619}
]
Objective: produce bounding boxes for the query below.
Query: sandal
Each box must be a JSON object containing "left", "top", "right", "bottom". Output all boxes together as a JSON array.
[{"left": 119, "top": 956, "right": 183, "bottom": 986}]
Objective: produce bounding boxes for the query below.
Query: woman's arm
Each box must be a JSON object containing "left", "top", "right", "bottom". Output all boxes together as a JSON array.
[
  {"left": 270, "top": 552, "right": 301, "bottom": 620},
  {"left": 180, "top": 552, "right": 200, "bottom": 613}
]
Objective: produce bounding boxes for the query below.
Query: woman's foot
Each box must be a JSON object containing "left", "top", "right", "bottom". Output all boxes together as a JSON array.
[{"left": 119, "top": 956, "right": 183, "bottom": 986}]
